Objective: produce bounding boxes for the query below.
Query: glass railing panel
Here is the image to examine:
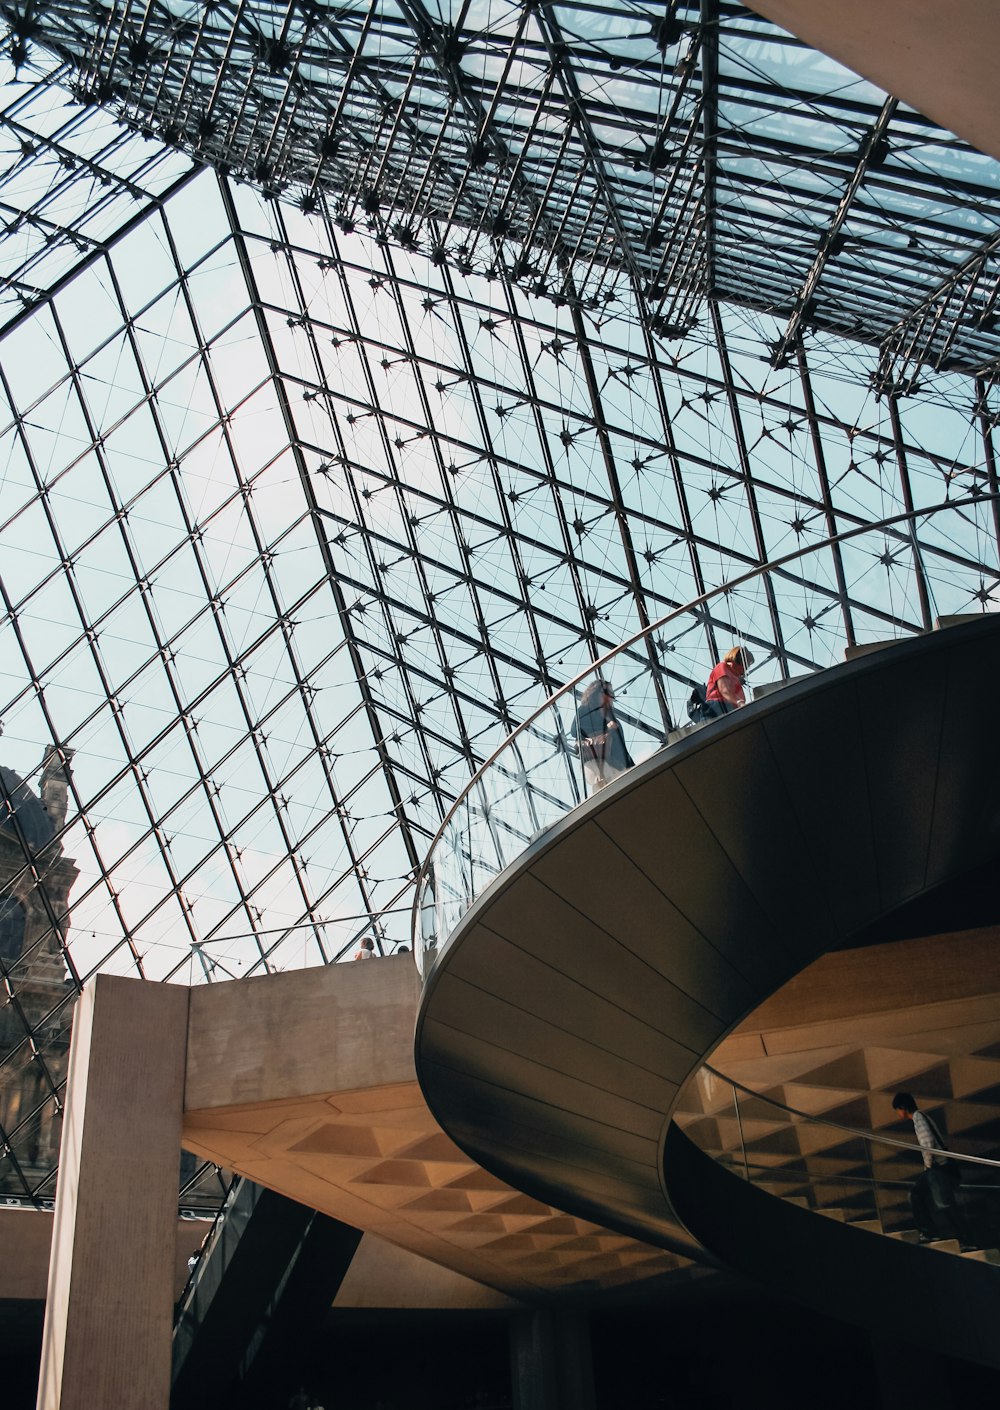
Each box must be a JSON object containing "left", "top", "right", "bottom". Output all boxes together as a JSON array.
[
  {"left": 413, "top": 495, "right": 1000, "bottom": 977},
  {"left": 679, "top": 1068, "right": 1000, "bottom": 1261}
]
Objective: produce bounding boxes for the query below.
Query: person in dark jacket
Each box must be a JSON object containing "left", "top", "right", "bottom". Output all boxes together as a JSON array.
[{"left": 573, "top": 679, "right": 633, "bottom": 792}]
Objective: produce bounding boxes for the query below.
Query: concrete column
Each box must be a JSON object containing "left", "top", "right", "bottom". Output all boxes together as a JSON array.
[
  {"left": 38, "top": 974, "right": 188, "bottom": 1410},
  {"left": 510, "top": 1309, "right": 596, "bottom": 1410},
  {"left": 870, "top": 1333, "right": 955, "bottom": 1410}
]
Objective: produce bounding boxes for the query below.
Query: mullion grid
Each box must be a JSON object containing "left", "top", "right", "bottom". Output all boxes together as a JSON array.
[
  {"left": 7, "top": 0, "right": 1000, "bottom": 390},
  {"left": 383, "top": 236, "right": 543, "bottom": 778},
  {"left": 0, "top": 202, "right": 412, "bottom": 973},
  {"left": 313, "top": 226, "right": 518, "bottom": 851},
  {"left": 0, "top": 47, "right": 192, "bottom": 319},
  {"left": 267, "top": 214, "right": 994, "bottom": 439},
  {"left": 261, "top": 220, "right": 690, "bottom": 748},
  {"left": 304, "top": 309, "right": 981, "bottom": 576},
  {"left": 255, "top": 209, "right": 600, "bottom": 847},
  {"left": 219, "top": 179, "right": 420, "bottom": 955},
  {"left": 252, "top": 190, "right": 997, "bottom": 709},
  {"left": 264, "top": 217, "right": 984, "bottom": 556},
  {"left": 35, "top": 241, "right": 299, "bottom": 986},
  {"left": 327, "top": 249, "right": 600, "bottom": 856},
  {"left": 147, "top": 207, "right": 413, "bottom": 972},
  {"left": 1, "top": 333, "right": 159, "bottom": 985},
  {"left": 119, "top": 212, "right": 344, "bottom": 977},
  {"left": 261, "top": 209, "right": 449, "bottom": 856}
]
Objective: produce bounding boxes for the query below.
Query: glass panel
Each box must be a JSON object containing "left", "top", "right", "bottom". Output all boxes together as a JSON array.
[
  {"left": 0, "top": 8, "right": 999, "bottom": 1225},
  {"left": 678, "top": 1067, "right": 1000, "bottom": 1262},
  {"left": 416, "top": 497, "right": 999, "bottom": 971}
]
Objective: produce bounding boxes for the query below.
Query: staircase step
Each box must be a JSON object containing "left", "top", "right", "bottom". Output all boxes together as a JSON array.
[{"left": 884, "top": 1228, "right": 1000, "bottom": 1261}]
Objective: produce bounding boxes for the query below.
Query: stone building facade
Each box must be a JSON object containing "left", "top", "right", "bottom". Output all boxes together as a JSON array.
[{"left": 0, "top": 750, "right": 78, "bottom": 1199}]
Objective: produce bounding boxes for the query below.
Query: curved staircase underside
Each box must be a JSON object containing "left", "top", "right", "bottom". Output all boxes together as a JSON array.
[{"left": 415, "top": 616, "right": 1000, "bottom": 1357}]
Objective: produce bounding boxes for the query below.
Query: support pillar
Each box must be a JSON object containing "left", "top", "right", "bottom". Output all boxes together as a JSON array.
[
  {"left": 38, "top": 974, "right": 188, "bottom": 1410},
  {"left": 509, "top": 1309, "right": 595, "bottom": 1410},
  {"left": 870, "top": 1333, "right": 955, "bottom": 1410}
]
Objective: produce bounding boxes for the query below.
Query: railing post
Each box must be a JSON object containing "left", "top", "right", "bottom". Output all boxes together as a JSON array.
[
  {"left": 732, "top": 1083, "right": 750, "bottom": 1182},
  {"left": 865, "top": 1137, "right": 885, "bottom": 1235}
]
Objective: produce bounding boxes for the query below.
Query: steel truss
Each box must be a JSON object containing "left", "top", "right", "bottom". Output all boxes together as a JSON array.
[
  {"left": 0, "top": 7, "right": 997, "bottom": 1216},
  {"left": 4, "top": 1, "right": 1000, "bottom": 376}
]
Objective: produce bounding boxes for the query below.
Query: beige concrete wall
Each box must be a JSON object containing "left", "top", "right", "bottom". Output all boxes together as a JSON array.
[
  {"left": 334, "top": 1233, "right": 523, "bottom": 1310},
  {"left": 0, "top": 1209, "right": 53, "bottom": 1301},
  {"left": 736, "top": 927, "right": 1000, "bottom": 1036},
  {"left": 0, "top": 1209, "right": 209, "bottom": 1304},
  {"left": 185, "top": 954, "right": 420, "bottom": 1111},
  {"left": 38, "top": 975, "right": 189, "bottom": 1410},
  {"left": 744, "top": 0, "right": 1000, "bottom": 162}
]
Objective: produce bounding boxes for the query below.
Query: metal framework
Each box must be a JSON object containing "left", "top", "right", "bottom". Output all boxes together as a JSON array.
[{"left": 0, "top": 4, "right": 997, "bottom": 1213}]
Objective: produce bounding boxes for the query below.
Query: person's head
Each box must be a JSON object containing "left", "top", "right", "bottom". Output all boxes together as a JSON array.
[
  {"left": 723, "top": 646, "right": 754, "bottom": 675},
  {"left": 892, "top": 1091, "right": 917, "bottom": 1119},
  {"left": 360, "top": 937, "right": 374, "bottom": 953},
  {"left": 580, "top": 678, "right": 614, "bottom": 707}
]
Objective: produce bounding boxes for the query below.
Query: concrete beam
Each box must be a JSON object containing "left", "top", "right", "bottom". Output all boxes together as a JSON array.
[
  {"left": 185, "top": 953, "right": 420, "bottom": 1110},
  {"left": 0, "top": 1209, "right": 209, "bottom": 1305},
  {"left": 333, "top": 1234, "right": 524, "bottom": 1310},
  {"left": 181, "top": 956, "right": 685, "bottom": 1299},
  {"left": 742, "top": 0, "right": 1000, "bottom": 162}
]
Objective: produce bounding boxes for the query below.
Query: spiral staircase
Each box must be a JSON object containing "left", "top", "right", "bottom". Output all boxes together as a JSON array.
[{"left": 415, "top": 610, "right": 1000, "bottom": 1366}]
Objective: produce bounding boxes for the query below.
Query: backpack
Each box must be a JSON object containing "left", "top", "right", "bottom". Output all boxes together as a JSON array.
[{"left": 687, "top": 683, "right": 709, "bottom": 723}]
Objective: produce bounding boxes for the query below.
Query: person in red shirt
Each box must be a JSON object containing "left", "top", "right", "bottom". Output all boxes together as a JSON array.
[{"left": 704, "top": 646, "right": 754, "bottom": 717}]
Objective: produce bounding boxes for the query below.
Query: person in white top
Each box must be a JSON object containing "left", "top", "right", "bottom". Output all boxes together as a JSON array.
[{"left": 892, "top": 1091, "right": 974, "bottom": 1249}]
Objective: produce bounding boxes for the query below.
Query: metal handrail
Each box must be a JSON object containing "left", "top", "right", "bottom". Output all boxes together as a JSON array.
[
  {"left": 173, "top": 1172, "right": 241, "bottom": 1323},
  {"left": 716, "top": 1157, "right": 1000, "bottom": 1193},
  {"left": 714, "top": 1158, "right": 914, "bottom": 1190},
  {"left": 411, "top": 491, "right": 999, "bottom": 958},
  {"left": 701, "top": 1063, "right": 1000, "bottom": 1171}
]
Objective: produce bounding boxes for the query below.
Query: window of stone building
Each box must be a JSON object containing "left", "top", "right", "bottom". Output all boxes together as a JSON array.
[{"left": 0, "top": 894, "right": 25, "bottom": 964}]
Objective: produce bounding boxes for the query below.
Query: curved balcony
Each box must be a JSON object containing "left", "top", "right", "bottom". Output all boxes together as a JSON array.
[
  {"left": 413, "top": 494, "right": 1000, "bottom": 977},
  {"left": 411, "top": 494, "right": 1000, "bottom": 1360}
]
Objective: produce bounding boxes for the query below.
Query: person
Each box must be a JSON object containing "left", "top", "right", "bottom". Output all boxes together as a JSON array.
[
  {"left": 353, "top": 936, "right": 375, "bottom": 960},
  {"left": 186, "top": 1229, "right": 209, "bottom": 1275},
  {"left": 573, "top": 679, "right": 634, "bottom": 792},
  {"left": 892, "top": 1091, "right": 974, "bottom": 1249},
  {"left": 704, "top": 646, "right": 754, "bottom": 718}
]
